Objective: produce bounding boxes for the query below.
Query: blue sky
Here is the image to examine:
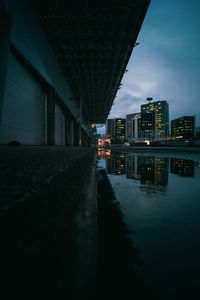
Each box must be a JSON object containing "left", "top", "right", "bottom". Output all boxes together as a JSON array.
[{"left": 98, "top": 0, "right": 200, "bottom": 134}]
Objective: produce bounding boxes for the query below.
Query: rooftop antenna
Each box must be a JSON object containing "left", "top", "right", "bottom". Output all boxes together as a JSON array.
[{"left": 146, "top": 97, "right": 153, "bottom": 104}]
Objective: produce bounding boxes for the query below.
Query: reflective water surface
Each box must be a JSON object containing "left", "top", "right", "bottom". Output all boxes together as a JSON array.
[{"left": 98, "top": 149, "right": 200, "bottom": 299}]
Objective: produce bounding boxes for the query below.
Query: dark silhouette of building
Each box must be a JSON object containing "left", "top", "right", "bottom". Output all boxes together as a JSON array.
[
  {"left": 140, "top": 112, "right": 155, "bottom": 139},
  {"left": 106, "top": 119, "right": 114, "bottom": 138},
  {"left": 171, "top": 116, "right": 195, "bottom": 140}
]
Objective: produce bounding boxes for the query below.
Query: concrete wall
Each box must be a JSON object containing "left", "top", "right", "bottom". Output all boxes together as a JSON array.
[{"left": 0, "top": 0, "right": 88, "bottom": 145}]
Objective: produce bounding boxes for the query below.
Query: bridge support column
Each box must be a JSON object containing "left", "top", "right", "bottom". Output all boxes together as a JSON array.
[
  {"left": 70, "top": 118, "right": 74, "bottom": 146},
  {"left": 64, "top": 110, "right": 71, "bottom": 146},
  {"left": 74, "top": 120, "right": 79, "bottom": 146},
  {"left": 78, "top": 97, "right": 83, "bottom": 146},
  {"left": 0, "top": 5, "right": 12, "bottom": 126},
  {"left": 47, "top": 87, "right": 55, "bottom": 145}
]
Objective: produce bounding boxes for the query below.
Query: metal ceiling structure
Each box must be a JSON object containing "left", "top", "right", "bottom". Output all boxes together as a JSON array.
[{"left": 32, "top": 0, "right": 150, "bottom": 124}]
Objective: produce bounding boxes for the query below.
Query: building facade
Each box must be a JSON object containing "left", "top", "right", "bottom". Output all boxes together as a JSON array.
[
  {"left": 106, "top": 118, "right": 126, "bottom": 141},
  {"left": 126, "top": 113, "right": 141, "bottom": 141},
  {"left": 141, "top": 100, "right": 169, "bottom": 138},
  {"left": 171, "top": 116, "right": 195, "bottom": 140},
  {"left": 140, "top": 111, "right": 155, "bottom": 139},
  {"left": 106, "top": 119, "right": 114, "bottom": 138},
  {"left": 114, "top": 118, "right": 126, "bottom": 140}
]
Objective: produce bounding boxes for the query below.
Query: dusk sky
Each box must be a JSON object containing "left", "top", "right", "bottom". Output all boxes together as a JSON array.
[{"left": 98, "top": 0, "right": 200, "bottom": 134}]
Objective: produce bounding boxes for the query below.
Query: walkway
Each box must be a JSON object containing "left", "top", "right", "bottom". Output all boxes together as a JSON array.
[{"left": 0, "top": 146, "right": 97, "bottom": 299}]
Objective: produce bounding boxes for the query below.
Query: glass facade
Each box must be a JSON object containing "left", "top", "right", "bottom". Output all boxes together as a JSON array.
[
  {"left": 140, "top": 111, "right": 155, "bottom": 139},
  {"left": 171, "top": 116, "right": 195, "bottom": 139},
  {"left": 141, "top": 100, "right": 169, "bottom": 138},
  {"left": 114, "top": 118, "right": 126, "bottom": 139}
]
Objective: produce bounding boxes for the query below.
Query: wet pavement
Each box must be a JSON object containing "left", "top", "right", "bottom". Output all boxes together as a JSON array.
[{"left": 0, "top": 146, "right": 97, "bottom": 299}]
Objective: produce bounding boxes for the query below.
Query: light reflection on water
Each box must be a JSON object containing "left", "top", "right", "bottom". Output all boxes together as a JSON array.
[{"left": 98, "top": 149, "right": 200, "bottom": 299}]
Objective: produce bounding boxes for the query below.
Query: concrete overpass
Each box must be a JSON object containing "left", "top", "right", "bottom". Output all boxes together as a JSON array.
[
  {"left": 0, "top": 1, "right": 150, "bottom": 299},
  {"left": 0, "top": 0, "right": 150, "bottom": 146}
]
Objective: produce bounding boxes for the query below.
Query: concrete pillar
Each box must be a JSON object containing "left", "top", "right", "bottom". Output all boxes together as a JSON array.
[
  {"left": 64, "top": 110, "right": 71, "bottom": 146},
  {"left": 78, "top": 97, "right": 83, "bottom": 146},
  {"left": 47, "top": 87, "right": 55, "bottom": 145},
  {"left": 71, "top": 118, "right": 74, "bottom": 146},
  {"left": 74, "top": 120, "right": 79, "bottom": 146},
  {"left": 0, "top": 4, "right": 12, "bottom": 126}
]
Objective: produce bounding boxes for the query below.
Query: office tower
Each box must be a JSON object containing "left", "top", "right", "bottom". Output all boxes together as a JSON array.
[
  {"left": 106, "top": 119, "right": 114, "bottom": 138},
  {"left": 126, "top": 113, "right": 141, "bottom": 141},
  {"left": 141, "top": 100, "right": 169, "bottom": 138},
  {"left": 114, "top": 118, "right": 126, "bottom": 140},
  {"left": 171, "top": 116, "right": 195, "bottom": 140},
  {"left": 140, "top": 111, "right": 155, "bottom": 139},
  {"left": 106, "top": 118, "right": 126, "bottom": 141}
]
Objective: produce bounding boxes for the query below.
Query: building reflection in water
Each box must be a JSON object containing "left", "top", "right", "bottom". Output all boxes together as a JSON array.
[
  {"left": 106, "top": 153, "right": 125, "bottom": 175},
  {"left": 103, "top": 151, "right": 195, "bottom": 190},
  {"left": 126, "top": 154, "right": 169, "bottom": 192},
  {"left": 170, "top": 158, "right": 194, "bottom": 177}
]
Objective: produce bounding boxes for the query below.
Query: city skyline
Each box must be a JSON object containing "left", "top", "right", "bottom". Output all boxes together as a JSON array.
[{"left": 98, "top": 0, "right": 200, "bottom": 134}]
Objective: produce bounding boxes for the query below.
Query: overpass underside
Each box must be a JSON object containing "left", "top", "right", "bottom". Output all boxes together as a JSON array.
[
  {"left": 0, "top": 1, "right": 150, "bottom": 298},
  {"left": 0, "top": 0, "right": 150, "bottom": 146}
]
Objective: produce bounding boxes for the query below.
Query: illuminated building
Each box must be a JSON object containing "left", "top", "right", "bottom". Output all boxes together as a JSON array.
[
  {"left": 171, "top": 116, "right": 195, "bottom": 140},
  {"left": 106, "top": 118, "right": 126, "bottom": 141},
  {"left": 126, "top": 113, "right": 141, "bottom": 141},
  {"left": 106, "top": 119, "right": 114, "bottom": 138},
  {"left": 170, "top": 158, "right": 194, "bottom": 177},
  {"left": 141, "top": 100, "right": 169, "bottom": 138},
  {"left": 114, "top": 118, "right": 126, "bottom": 140}
]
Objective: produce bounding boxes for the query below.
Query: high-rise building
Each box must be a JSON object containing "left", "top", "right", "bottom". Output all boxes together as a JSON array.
[
  {"left": 141, "top": 100, "right": 169, "bottom": 138},
  {"left": 171, "top": 116, "right": 195, "bottom": 140},
  {"left": 126, "top": 113, "right": 141, "bottom": 141},
  {"left": 106, "top": 119, "right": 114, "bottom": 138},
  {"left": 140, "top": 111, "right": 155, "bottom": 139},
  {"left": 114, "top": 118, "right": 126, "bottom": 140},
  {"left": 106, "top": 118, "right": 126, "bottom": 141}
]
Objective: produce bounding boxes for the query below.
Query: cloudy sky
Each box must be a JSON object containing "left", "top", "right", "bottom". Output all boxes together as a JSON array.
[{"left": 98, "top": 0, "right": 200, "bottom": 134}]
